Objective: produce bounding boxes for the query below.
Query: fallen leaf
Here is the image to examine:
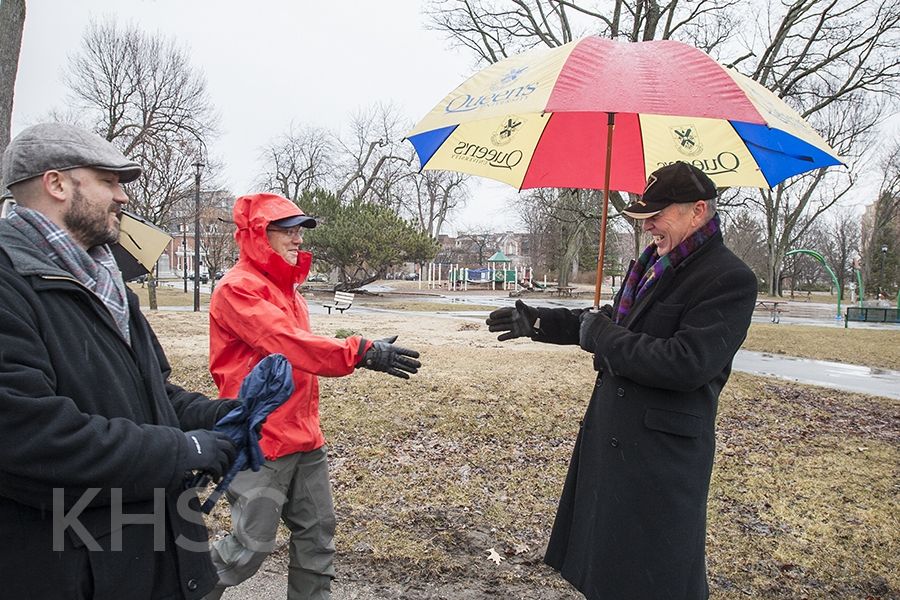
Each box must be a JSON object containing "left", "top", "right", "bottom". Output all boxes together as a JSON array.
[{"left": 486, "top": 547, "right": 505, "bottom": 565}]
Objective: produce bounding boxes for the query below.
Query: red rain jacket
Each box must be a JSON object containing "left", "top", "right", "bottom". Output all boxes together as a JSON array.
[{"left": 209, "top": 193, "right": 368, "bottom": 459}]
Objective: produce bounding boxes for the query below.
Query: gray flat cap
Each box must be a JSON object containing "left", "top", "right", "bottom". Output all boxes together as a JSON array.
[{"left": 2, "top": 123, "right": 142, "bottom": 188}]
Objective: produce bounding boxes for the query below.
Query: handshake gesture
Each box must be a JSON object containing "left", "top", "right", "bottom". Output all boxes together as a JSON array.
[{"left": 359, "top": 335, "right": 421, "bottom": 379}]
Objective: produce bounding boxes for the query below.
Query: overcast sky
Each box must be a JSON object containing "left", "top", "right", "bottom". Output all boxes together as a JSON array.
[
  {"left": 11, "top": 1, "right": 896, "bottom": 232},
  {"left": 10, "top": 0, "right": 523, "bottom": 234}
]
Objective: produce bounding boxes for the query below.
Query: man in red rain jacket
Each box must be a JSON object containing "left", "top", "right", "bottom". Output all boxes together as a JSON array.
[{"left": 205, "top": 193, "right": 421, "bottom": 600}]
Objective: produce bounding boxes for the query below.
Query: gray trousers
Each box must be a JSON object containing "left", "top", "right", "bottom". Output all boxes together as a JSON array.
[{"left": 204, "top": 447, "right": 336, "bottom": 600}]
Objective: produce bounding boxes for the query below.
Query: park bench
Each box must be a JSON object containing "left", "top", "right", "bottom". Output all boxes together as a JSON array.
[
  {"left": 754, "top": 300, "right": 785, "bottom": 324},
  {"left": 844, "top": 306, "right": 900, "bottom": 328},
  {"left": 323, "top": 291, "right": 354, "bottom": 315}
]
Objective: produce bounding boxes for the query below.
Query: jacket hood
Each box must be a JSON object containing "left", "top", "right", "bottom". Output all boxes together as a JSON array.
[{"left": 232, "top": 193, "right": 312, "bottom": 287}]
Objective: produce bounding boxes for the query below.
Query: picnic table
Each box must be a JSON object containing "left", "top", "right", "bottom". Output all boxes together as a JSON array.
[
  {"left": 554, "top": 285, "right": 576, "bottom": 298},
  {"left": 755, "top": 300, "right": 785, "bottom": 324}
]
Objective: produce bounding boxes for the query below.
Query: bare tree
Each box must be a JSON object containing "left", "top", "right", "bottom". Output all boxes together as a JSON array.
[
  {"left": 199, "top": 191, "right": 238, "bottom": 296},
  {"left": 258, "top": 123, "right": 335, "bottom": 202},
  {"left": 456, "top": 226, "right": 505, "bottom": 265},
  {"left": 64, "top": 18, "right": 219, "bottom": 308},
  {"left": 739, "top": 0, "right": 900, "bottom": 294},
  {"left": 721, "top": 208, "right": 766, "bottom": 283},
  {"left": 0, "top": 0, "right": 25, "bottom": 154},
  {"left": 820, "top": 206, "right": 861, "bottom": 299},
  {"left": 513, "top": 186, "right": 632, "bottom": 284},
  {"left": 860, "top": 139, "right": 900, "bottom": 298},
  {"left": 426, "top": 0, "right": 738, "bottom": 60},
  {"left": 405, "top": 170, "right": 469, "bottom": 238},
  {"left": 334, "top": 103, "right": 413, "bottom": 206}
]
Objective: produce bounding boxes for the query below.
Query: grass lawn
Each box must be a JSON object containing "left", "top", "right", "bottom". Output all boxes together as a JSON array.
[
  {"left": 127, "top": 282, "right": 210, "bottom": 307},
  {"left": 744, "top": 323, "right": 900, "bottom": 371},
  {"left": 150, "top": 311, "right": 899, "bottom": 599}
]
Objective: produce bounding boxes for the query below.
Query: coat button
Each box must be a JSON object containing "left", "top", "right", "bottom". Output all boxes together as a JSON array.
[
  {"left": 187, "top": 579, "right": 198, "bottom": 592},
  {"left": 616, "top": 387, "right": 625, "bottom": 397},
  {"left": 610, "top": 437, "right": 620, "bottom": 447}
]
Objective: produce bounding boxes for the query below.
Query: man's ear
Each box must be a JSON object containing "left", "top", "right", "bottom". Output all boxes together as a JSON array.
[
  {"left": 692, "top": 200, "right": 708, "bottom": 223},
  {"left": 42, "top": 170, "right": 69, "bottom": 202}
]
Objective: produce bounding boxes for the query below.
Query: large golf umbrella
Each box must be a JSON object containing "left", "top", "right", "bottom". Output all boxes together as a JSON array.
[{"left": 407, "top": 37, "right": 843, "bottom": 305}]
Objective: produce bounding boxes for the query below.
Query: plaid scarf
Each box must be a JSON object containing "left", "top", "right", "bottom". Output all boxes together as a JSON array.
[
  {"left": 8, "top": 205, "right": 131, "bottom": 343},
  {"left": 615, "top": 213, "right": 720, "bottom": 324}
]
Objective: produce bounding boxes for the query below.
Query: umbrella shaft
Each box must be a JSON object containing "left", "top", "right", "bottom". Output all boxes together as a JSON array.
[{"left": 594, "top": 113, "right": 616, "bottom": 309}]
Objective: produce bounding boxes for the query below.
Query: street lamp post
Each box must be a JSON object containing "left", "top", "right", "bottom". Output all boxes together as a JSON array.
[
  {"left": 193, "top": 160, "right": 204, "bottom": 311},
  {"left": 880, "top": 245, "right": 888, "bottom": 299},
  {"left": 182, "top": 226, "right": 188, "bottom": 293}
]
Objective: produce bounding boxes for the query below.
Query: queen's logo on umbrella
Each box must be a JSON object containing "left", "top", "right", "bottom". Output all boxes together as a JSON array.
[
  {"left": 672, "top": 126, "right": 703, "bottom": 156},
  {"left": 491, "top": 117, "right": 524, "bottom": 145},
  {"left": 491, "top": 66, "right": 528, "bottom": 91}
]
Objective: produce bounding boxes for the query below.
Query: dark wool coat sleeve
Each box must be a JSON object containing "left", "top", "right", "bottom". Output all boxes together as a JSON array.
[
  {"left": 541, "top": 234, "right": 757, "bottom": 600},
  {"left": 151, "top": 326, "right": 240, "bottom": 428}
]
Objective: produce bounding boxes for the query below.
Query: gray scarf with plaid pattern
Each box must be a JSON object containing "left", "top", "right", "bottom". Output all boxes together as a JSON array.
[{"left": 7, "top": 205, "right": 131, "bottom": 343}]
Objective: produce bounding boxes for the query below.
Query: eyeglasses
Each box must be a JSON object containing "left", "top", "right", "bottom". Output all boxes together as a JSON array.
[{"left": 266, "top": 226, "right": 304, "bottom": 238}]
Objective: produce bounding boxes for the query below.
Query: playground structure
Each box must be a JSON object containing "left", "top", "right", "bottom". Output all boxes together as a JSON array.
[
  {"left": 415, "top": 262, "right": 545, "bottom": 292},
  {"left": 784, "top": 248, "right": 900, "bottom": 317}
]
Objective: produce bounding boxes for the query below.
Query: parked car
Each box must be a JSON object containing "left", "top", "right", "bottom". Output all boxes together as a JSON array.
[
  {"left": 403, "top": 272, "right": 419, "bottom": 281},
  {"left": 307, "top": 273, "right": 328, "bottom": 282},
  {"left": 188, "top": 273, "right": 209, "bottom": 284}
]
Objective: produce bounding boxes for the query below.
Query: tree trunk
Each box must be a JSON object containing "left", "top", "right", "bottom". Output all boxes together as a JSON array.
[
  {"left": 0, "top": 0, "right": 26, "bottom": 154},
  {"left": 147, "top": 270, "right": 158, "bottom": 310}
]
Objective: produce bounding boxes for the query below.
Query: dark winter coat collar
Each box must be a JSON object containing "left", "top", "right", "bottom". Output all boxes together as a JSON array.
[{"left": 0, "top": 219, "right": 74, "bottom": 280}]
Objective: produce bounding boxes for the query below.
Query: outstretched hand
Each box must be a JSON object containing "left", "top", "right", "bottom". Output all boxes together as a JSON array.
[
  {"left": 360, "top": 335, "right": 421, "bottom": 379},
  {"left": 485, "top": 300, "right": 539, "bottom": 341}
]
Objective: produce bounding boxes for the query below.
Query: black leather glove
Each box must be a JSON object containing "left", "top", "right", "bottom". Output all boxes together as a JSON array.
[
  {"left": 579, "top": 306, "right": 612, "bottom": 353},
  {"left": 359, "top": 335, "right": 421, "bottom": 379},
  {"left": 178, "top": 429, "right": 237, "bottom": 483},
  {"left": 486, "top": 300, "right": 539, "bottom": 341}
]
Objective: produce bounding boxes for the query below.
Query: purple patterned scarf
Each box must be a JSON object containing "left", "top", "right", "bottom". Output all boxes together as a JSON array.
[
  {"left": 615, "top": 213, "right": 720, "bottom": 324},
  {"left": 8, "top": 205, "right": 131, "bottom": 342}
]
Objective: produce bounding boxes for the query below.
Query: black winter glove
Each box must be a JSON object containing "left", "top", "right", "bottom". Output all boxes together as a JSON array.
[
  {"left": 178, "top": 429, "right": 237, "bottom": 483},
  {"left": 486, "top": 300, "right": 539, "bottom": 341},
  {"left": 579, "top": 306, "right": 613, "bottom": 353},
  {"left": 359, "top": 335, "right": 421, "bottom": 379}
]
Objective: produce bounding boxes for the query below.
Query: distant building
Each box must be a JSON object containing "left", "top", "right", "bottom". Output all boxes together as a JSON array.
[{"left": 159, "top": 190, "right": 235, "bottom": 279}]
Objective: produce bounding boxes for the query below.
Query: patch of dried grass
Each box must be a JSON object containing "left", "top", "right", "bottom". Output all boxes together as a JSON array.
[{"left": 148, "top": 311, "right": 899, "bottom": 598}]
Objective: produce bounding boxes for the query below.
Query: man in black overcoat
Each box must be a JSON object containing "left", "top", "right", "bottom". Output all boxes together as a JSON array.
[
  {"left": 0, "top": 123, "right": 239, "bottom": 599},
  {"left": 487, "top": 161, "right": 758, "bottom": 600}
]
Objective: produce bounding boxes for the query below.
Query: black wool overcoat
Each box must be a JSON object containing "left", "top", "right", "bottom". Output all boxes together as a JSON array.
[
  {"left": 0, "top": 222, "right": 237, "bottom": 600},
  {"left": 539, "top": 231, "right": 757, "bottom": 600}
]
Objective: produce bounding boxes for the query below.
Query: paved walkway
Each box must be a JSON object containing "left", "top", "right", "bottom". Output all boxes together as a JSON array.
[{"left": 733, "top": 350, "right": 900, "bottom": 399}]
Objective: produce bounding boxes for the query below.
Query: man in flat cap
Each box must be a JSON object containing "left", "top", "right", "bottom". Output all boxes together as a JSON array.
[
  {"left": 486, "top": 161, "right": 758, "bottom": 600},
  {"left": 0, "top": 123, "right": 240, "bottom": 599}
]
